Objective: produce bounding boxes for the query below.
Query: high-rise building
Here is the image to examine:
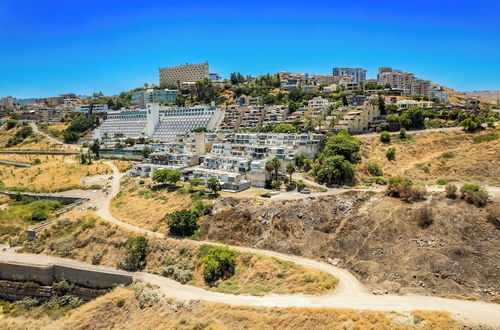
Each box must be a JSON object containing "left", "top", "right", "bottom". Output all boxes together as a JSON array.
[
  {"left": 377, "top": 68, "right": 414, "bottom": 90},
  {"left": 411, "top": 79, "right": 431, "bottom": 98},
  {"left": 159, "top": 62, "right": 209, "bottom": 87},
  {"left": 0, "top": 96, "right": 17, "bottom": 110},
  {"left": 332, "top": 67, "right": 366, "bottom": 83},
  {"left": 131, "top": 89, "right": 179, "bottom": 108}
]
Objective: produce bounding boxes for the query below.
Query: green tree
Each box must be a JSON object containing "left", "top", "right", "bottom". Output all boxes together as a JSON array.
[
  {"left": 315, "top": 155, "right": 354, "bottom": 186},
  {"left": 265, "top": 157, "right": 281, "bottom": 181},
  {"left": 320, "top": 130, "right": 361, "bottom": 164},
  {"left": 399, "top": 128, "right": 407, "bottom": 139},
  {"left": 124, "top": 137, "right": 135, "bottom": 146},
  {"left": 141, "top": 147, "right": 153, "bottom": 158},
  {"left": 286, "top": 162, "right": 296, "bottom": 182},
  {"left": 207, "top": 177, "right": 222, "bottom": 195},
  {"left": 201, "top": 246, "right": 236, "bottom": 283},
  {"left": 166, "top": 210, "right": 199, "bottom": 236},
  {"left": 273, "top": 123, "right": 297, "bottom": 133},
  {"left": 90, "top": 139, "right": 100, "bottom": 158},
  {"left": 119, "top": 236, "right": 148, "bottom": 271},
  {"left": 63, "top": 131, "right": 79, "bottom": 143},
  {"left": 303, "top": 117, "right": 316, "bottom": 133},
  {"left": 380, "top": 131, "right": 391, "bottom": 143},
  {"left": 152, "top": 168, "right": 182, "bottom": 186}
]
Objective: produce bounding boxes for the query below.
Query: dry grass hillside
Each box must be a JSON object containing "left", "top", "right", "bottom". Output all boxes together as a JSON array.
[
  {"left": 358, "top": 128, "right": 500, "bottom": 186},
  {"left": 201, "top": 192, "right": 499, "bottom": 302},
  {"left": 0, "top": 154, "right": 109, "bottom": 192},
  {"left": 0, "top": 125, "right": 65, "bottom": 151},
  {"left": 110, "top": 177, "right": 195, "bottom": 233},
  {"left": 20, "top": 210, "right": 336, "bottom": 296},
  {"left": 0, "top": 286, "right": 460, "bottom": 330}
]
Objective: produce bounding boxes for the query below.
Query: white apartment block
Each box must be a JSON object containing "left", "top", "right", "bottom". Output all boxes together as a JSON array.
[
  {"left": 94, "top": 103, "right": 224, "bottom": 142},
  {"left": 159, "top": 62, "right": 209, "bottom": 87}
]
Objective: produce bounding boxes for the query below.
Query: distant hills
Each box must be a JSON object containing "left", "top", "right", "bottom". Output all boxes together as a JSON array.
[{"left": 461, "top": 91, "right": 500, "bottom": 104}]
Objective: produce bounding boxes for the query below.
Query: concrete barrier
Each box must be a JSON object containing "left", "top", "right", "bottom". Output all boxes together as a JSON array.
[
  {"left": 0, "top": 261, "right": 133, "bottom": 289},
  {"left": 0, "top": 150, "right": 78, "bottom": 155}
]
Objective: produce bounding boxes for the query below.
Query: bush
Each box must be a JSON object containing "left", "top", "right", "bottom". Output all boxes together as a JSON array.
[
  {"left": 29, "top": 208, "right": 48, "bottom": 222},
  {"left": 320, "top": 130, "right": 360, "bottom": 164},
  {"left": 365, "top": 163, "right": 383, "bottom": 176},
  {"left": 119, "top": 236, "right": 148, "bottom": 271},
  {"left": 63, "top": 131, "right": 80, "bottom": 143},
  {"left": 460, "top": 184, "right": 488, "bottom": 206},
  {"left": 314, "top": 155, "right": 355, "bottom": 186},
  {"left": 415, "top": 206, "right": 433, "bottom": 228},
  {"left": 386, "top": 147, "right": 396, "bottom": 161},
  {"left": 439, "top": 152, "right": 455, "bottom": 161},
  {"left": 192, "top": 199, "right": 212, "bottom": 217},
  {"left": 189, "top": 178, "right": 203, "bottom": 187},
  {"left": 399, "top": 128, "right": 407, "bottom": 139},
  {"left": 380, "top": 131, "right": 391, "bottom": 143},
  {"left": 6, "top": 125, "right": 33, "bottom": 147},
  {"left": 202, "top": 246, "right": 236, "bottom": 283},
  {"left": 32, "top": 158, "right": 41, "bottom": 165},
  {"left": 166, "top": 209, "right": 199, "bottom": 237},
  {"left": 5, "top": 119, "right": 18, "bottom": 129},
  {"left": 445, "top": 184, "right": 458, "bottom": 199},
  {"left": 386, "top": 177, "right": 426, "bottom": 201},
  {"left": 152, "top": 168, "right": 182, "bottom": 186},
  {"left": 436, "top": 178, "right": 448, "bottom": 185},
  {"left": 296, "top": 180, "right": 305, "bottom": 191}
]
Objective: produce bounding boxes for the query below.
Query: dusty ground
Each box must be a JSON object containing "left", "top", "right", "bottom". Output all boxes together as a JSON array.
[
  {"left": 110, "top": 178, "right": 195, "bottom": 233},
  {"left": 200, "top": 192, "right": 499, "bottom": 302},
  {"left": 358, "top": 128, "right": 500, "bottom": 186},
  {"left": 0, "top": 286, "right": 460, "bottom": 330},
  {"left": 20, "top": 210, "right": 336, "bottom": 296},
  {"left": 0, "top": 154, "right": 110, "bottom": 192}
]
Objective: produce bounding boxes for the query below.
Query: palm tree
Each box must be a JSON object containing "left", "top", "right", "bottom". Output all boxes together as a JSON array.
[
  {"left": 304, "top": 117, "right": 315, "bottom": 133},
  {"left": 316, "top": 117, "right": 324, "bottom": 131},
  {"left": 265, "top": 157, "right": 280, "bottom": 181}
]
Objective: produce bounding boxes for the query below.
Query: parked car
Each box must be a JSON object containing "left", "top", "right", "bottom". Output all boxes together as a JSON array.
[{"left": 300, "top": 189, "right": 311, "bottom": 194}]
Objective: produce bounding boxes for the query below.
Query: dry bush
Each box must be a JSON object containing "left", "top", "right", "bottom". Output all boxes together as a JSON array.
[
  {"left": 445, "top": 184, "right": 458, "bottom": 198},
  {"left": 415, "top": 205, "right": 433, "bottom": 228}
]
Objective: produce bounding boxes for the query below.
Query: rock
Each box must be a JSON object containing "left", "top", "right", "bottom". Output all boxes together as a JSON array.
[{"left": 328, "top": 258, "right": 341, "bottom": 266}]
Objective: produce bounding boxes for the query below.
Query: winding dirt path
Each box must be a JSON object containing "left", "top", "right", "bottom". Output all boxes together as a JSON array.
[{"left": 5, "top": 161, "right": 497, "bottom": 326}]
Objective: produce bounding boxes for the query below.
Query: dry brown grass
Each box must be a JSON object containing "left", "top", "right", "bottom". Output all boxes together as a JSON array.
[
  {"left": 112, "top": 160, "right": 134, "bottom": 173},
  {"left": 0, "top": 154, "right": 109, "bottom": 192},
  {"left": 0, "top": 286, "right": 461, "bottom": 329},
  {"left": 358, "top": 128, "right": 500, "bottom": 185},
  {"left": 0, "top": 125, "right": 65, "bottom": 151},
  {"left": 110, "top": 177, "right": 193, "bottom": 233},
  {"left": 21, "top": 210, "right": 335, "bottom": 296}
]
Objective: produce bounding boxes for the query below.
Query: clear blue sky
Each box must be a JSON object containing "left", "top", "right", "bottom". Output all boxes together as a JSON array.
[{"left": 1, "top": 0, "right": 499, "bottom": 98}]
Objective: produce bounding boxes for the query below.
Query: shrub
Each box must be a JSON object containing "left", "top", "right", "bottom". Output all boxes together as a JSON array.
[
  {"left": 380, "top": 131, "right": 391, "bottom": 143},
  {"left": 365, "top": 163, "right": 383, "bottom": 176},
  {"left": 192, "top": 199, "right": 212, "bottom": 217},
  {"left": 439, "top": 152, "right": 455, "bottom": 161},
  {"left": 296, "top": 180, "right": 305, "bottom": 191},
  {"left": 6, "top": 119, "right": 18, "bottom": 129},
  {"left": 415, "top": 206, "right": 433, "bottom": 228},
  {"left": 320, "top": 130, "right": 361, "bottom": 164},
  {"left": 399, "top": 128, "right": 407, "bottom": 139},
  {"left": 207, "top": 177, "right": 222, "bottom": 195},
  {"left": 152, "top": 168, "right": 182, "bottom": 185},
  {"left": 29, "top": 208, "right": 48, "bottom": 222},
  {"left": 119, "top": 236, "right": 148, "bottom": 271},
  {"left": 32, "top": 158, "right": 41, "bottom": 165},
  {"left": 166, "top": 209, "right": 199, "bottom": 237},
  {"left": 436, "top": 178, "right": 448, "bottom": 185},
  {"left": 460, "top": 184, "right": 488, "bottom": 206},
  {"left": 386, "top": 147, "right": 396, "bottom": 161},
  {"left": 386, "top": 177, "right": 426, "bottom": 201},
  {"left": 445, "top": 184, "right": 458, "bottom": 199},
  {"left": 202, "top": 246, "right": 236, "bottom": 283},
  {"left": 189, "top": 178, "right": 203, "bottom": 187}
]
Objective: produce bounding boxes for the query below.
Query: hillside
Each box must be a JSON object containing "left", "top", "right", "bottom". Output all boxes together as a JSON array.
[
  {"left": 357, "top": 128, "right": 500, "bottom": 186},
  {"left": 200, "top": 192, "right": 499, "bottom": 302},
  {"left": 0, "top": 286, "right": 460, "bottom": 329},
  {"left": 462, "top": 91, "right": 500, "bottom": 104}
]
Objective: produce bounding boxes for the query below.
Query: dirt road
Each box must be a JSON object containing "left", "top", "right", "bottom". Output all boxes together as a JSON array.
[{"left": 29, "top": 122, "right": 81, "bottom": 150}]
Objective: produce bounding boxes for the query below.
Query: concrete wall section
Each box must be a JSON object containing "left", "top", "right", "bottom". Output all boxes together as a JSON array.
[{"left": 0, "top": 261, "right": 133, "bottom": 289}]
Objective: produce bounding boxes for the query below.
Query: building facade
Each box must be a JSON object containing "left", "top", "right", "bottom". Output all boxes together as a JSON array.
[
  {"left": 159, "top": 62, "right": 209, "bottom": 87},
  {"left": 131, "top": 89, "right": 178, "bottom": 108},
  {"left": 332, "top": 67, "right": 366, "bottom": 83}
]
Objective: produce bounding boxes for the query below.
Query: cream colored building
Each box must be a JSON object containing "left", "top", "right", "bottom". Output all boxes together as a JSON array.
[
  {"left": 159, "top": 62, "right": 209, "bottom": 86},
  {"left": 335, "top": 104, "right": 380, "bottom": 133}
]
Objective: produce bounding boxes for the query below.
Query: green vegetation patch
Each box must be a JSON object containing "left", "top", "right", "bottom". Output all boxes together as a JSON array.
[{"left": 473, "top": 132, "right": 498, "bottom": 144}]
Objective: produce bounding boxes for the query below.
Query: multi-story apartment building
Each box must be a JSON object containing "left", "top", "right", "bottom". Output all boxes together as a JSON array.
[
  {"left": 209, "top": 73, "right": 221, "bottom": 82},
  {"left": 311, "top": 75, "right": 336, "bottom": 86},
  {"left": 332, "top": 67, "right": 366, "bottom": 83},
  {"left": 0, "top": 96, "right": 17, "bottom": 110},
  {"left": 159, "top": 62, "right": 209, "bottom": 87},
  {"left": 238, "top": 106, "right": 265, "bottom": 129},
  {"left": 308, "top": 96, "right": 331, "bottom": 108},
  {"left": 429, "top": 85, "right": 449, "bottom": 103},
  {"left": 377, "top": 68, "right": 415, "bottom": 91},
  {"left": 261, "top": 106, "right": 289, "bottom": 126},
  {"left": 131, "top": 89, "right": 178, "bottom": 108},
  {"left": 73, "top": 103, "right": 109, "bottom": 115},
  {"left": 94, "top": 103, "right": 224, "bottom": 142},
  {"left": 17, "top": 98, "right": 37, "bottom": 107},
  {"left": 335, "top": 104, "right": 380, "bottom": 133},
  {"left": 410, "top": 79, "right": 431, "bottom": 98}
]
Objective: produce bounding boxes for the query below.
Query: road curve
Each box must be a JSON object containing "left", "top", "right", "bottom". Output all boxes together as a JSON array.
[
  {"left": 1, "top": 250, "right": 499, "bottom": 327},
  {"left": 28, "top": 122, "right": 81, "bottom": 150}
]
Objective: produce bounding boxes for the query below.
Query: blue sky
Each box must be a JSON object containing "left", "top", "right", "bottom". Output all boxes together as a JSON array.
[{"left": 1, "top": 0, "right": 499, "bottom": 98}]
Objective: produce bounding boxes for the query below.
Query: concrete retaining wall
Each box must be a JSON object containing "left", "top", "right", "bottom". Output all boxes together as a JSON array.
[
  {"left": 0, "top": 261, "right": 133, "bottom": 289},
  {"left": 0, "top": 150, "right": 78, "bottom": 155},
  {"left": 0, "top": 191, "right": 86, "bottom": 205}
]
